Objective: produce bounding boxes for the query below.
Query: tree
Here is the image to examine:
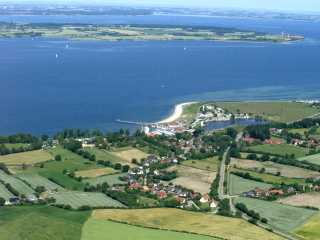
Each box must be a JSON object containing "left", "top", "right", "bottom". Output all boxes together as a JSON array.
[
  {"left": 55, "top": 154, "right": 62, "bottom": 161},
  {"left": 114, "top": 163, "right": 122, "bottom": 170},
  {"left": 0, "top": 197, "right": 5, "bottom": 206},
  {"left": 122, "top": 165, "right": 130, "bottom": 173}
]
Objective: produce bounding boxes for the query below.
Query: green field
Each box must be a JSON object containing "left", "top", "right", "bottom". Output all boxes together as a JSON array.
[
  {"left": 82, "top": 219, "right": 215, "bottom": 240},
  {"left": 0, "top": 205, "right": 90, "bottom": 240},
  {"left": 20, "top": 146, "right": 99, "bottom": 190},
  {"left": 17, "top": 173, "right": 63, "bottom": 191},
  {"left": 0, "top": 182, "right": 13, "bottom": 201},
  {"left": 288, "top": 128, "right": 309, "bottom": 135},
  {"left": 295, "top": 213, "right": 320, "bottom": 240},
  {"left": 299, "top": 153, "right": 320, "bottom": 165},
  {"left": 0, "top": 149, "right": 52, "bottom": 166},
  {"left": 235, "top": 197, "right": 317, "bottom": 233},
  {"left": 215, "top": 101, "right": 320, "bottom": 123},
  {"left": 52, "top": 191, "right": 126, "bottom": 209},
  {"left": 3, "top": 143, "right": 29, "bottom": 150},
  {"left": 247, "top": 144, "right": 308, "bottom": 158},
  {"left": 181, "top": 102, "right": 203, "bottom": 122},
  {"left": 92, "top": 208, "right": 283, "bottom": 240},
  {"left": 228, "top": 174, "right": 272, "bottom": 195},
  {"left": 84, "top": 173, "right": 126, "bottom": 186},
  {"left": 231, "top": 168, "right": 305, "bottom": 185},
  {"left": 182, "top": 157, "right": 219, "bottom": 172},
  {"left": 0, "top": 170, "right": 35, "bottom": 197}
]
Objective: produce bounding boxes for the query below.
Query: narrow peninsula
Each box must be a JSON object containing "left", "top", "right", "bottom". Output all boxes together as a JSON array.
[{"left": 0, "top": 23, "right": 304, "bottom": 42}]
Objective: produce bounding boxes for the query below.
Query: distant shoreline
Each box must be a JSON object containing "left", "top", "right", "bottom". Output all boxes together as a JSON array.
[{"left": 158, "top": 102, "right": 197, "bottom": 124}]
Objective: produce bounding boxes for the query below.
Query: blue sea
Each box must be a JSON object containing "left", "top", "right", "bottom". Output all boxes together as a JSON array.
[{"left": 1, "top": 14, "right": 320, "bottom": 135}]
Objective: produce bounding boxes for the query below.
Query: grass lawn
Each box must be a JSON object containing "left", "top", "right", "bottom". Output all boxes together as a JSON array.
[
  {"left": 228, "top": 174, "right": 271, "bottom": 195},
  {"left": 84, "top": 173, "right": 126, "bottom": 186},
  {"left": 0, "top": 150, "right": 52, "bottom": 166},
  {"left": 19, "top": 146, "right": 99, "bottom": 190},
  {"left": 75, "top": 168, "right": 118, "bottom": 178},
  {"left": 0, "top": 205, "right": 90, "bottom": 240},
  {"left": 215, "top": 101, "right": 320, "bottom": 123},
  {"left": 235, "top": 197, "right": 317, "bottom": 233},
  {"left": 182, "top": 156, "right": 219, "bottom": 172},
  {"left": 288, "top": 128, "right": 308, "bottom": 135},
  {"left": 16, "top": 173, "right": 63, "bottom": 191},
  {"left": 0, "top": 170, "right": 35, "bottom": 197},
  {"left": 299, "top": 153, "right": 320, "bottom": 165},
  {"left": 92, "top": 208, "right": 283, "bottom": 240},
  {"left": 295, "top": 213, "right": 320, "bottom": 240},
  {"left": 52, "top": 191, "right": 126, "bottom": 209},
  {"left": 180, "top": 102, "right": 202, "bottom": 122},
  {"left": 231, "top": 168, "right": 306, "bottom": 185},
  {"left": 82, "top": 219, "right": 215, "bottom": 240},
  {"left": 3, "top": 143, "right": 29, "bottom": 150},
  {"left": 0, "top": 182, "right": 13, "bottom": 201},
  {"left": 247, "top": 144, "right": 308, "bottom": 158}
]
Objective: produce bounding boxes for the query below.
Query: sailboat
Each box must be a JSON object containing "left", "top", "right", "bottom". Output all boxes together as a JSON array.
[{"left": 55, "top": 53, "right": 59, "bottom": 59}]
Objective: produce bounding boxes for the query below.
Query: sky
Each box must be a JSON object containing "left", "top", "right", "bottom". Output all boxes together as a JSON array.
[{"left": 6, "top": 0, "right": 320, "bottom": 13}]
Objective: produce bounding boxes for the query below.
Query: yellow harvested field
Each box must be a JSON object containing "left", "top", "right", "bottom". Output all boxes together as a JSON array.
[
  {"left": 0, "top": 150, "right": 52, "bottom": 166},
  {"left": 75, "top": 168, "right": 118, "bottom": 178},
  {"left": 111, "top": 148, "right": 149, "bottom": 163},
  {"left": 168, "top": 165, "right": 216, "bottom": 194},
  {"left": 278, "top": 192, "right": 320, "bottom": 209},
  {"left": 92, "top": 208, "right": 284, "bottom": 240}
]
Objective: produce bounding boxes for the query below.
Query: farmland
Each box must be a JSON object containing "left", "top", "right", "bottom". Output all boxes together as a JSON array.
[
  {"left": 85, "top": 147, "right": 136, "bottom": 166},
  {"left": 235, "top": 197, "right": 317, "bottom": 233},
  {"left": 228, "top": 174, "right": 271, "bottom": 195},
  {"left": 51, "top": 191, "right": 126, "bottom": 209},
  {"left": 168, "top": 165, "right": 216, "bottom": 194},
  {"left": 299, "top": 153, "right": 320, "bottom": 165},
  {"left": 231, "top": 158, "right": 320, "bottom": 179},
  {"left": 215, "top": 101, "right": 320, "bottom": 123},
  {"left": 231, "top": 168, "right": 306, "bottom": 185},
  {"left": 16, "top": 173, "right": 63, "bottom": 191},
  {"left": 92, "top": 208, "right": 283, "bottom": 240},
  {"left": 247, "top": 144, "right": 308, "bottom": 158},
  {"left": 75, "top": 168, "right": 118, "bottom": 178},
  {"left": 0, "top": 182, "right": 13, "bottom": 201},
  {"left": 20, "top": 146, "right": 99, "bottom": 190},
  {"left": 182, "top": 156, "right": 220, "bottom": 172},
  {"left": 0, "top": 205, "right": 90, "bottom": 240},
  {"left": 0, "top": 170, "right": 35, "bottom": 197},
  {"left": 111, "top": 147, "right": 149, "bottom": 164},
  {"left": 82, "top": 219, "right": 215, "bottom": 240},
  {"left": 84, "top": 173, "right": 126, "bottom": 186},
  {"left": 0, "top": 149, "right": 52, "bottom": 166},
  {"left": 278, "top": 192, "right": 320, "bottom": 209},
  {"left": 295, "top": 213, "right": 320, "bottom": 240}
]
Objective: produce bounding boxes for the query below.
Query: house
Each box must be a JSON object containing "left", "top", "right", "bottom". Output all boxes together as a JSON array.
[
  {"left": 129, "top": 182, "right": 142, "bottom": 190},
  {"left": 268, "top": 189, "right": 284, "bottom": 196},
  {"left": 157, "top": 190, "right": 167, "bottom": 199},
  {"left": 210, "top": 201, "right": 217, "bottom": 208},
  {"left": 264, "top": 139, "right": 283, "bottom": 145},
  {"left": 200, "top": 194, "right": 210, "bottom": 203}
]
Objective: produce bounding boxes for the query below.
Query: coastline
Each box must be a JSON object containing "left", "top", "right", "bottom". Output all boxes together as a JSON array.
[{"left": 158, "top": 102, "right": 198, "bottom": 124}]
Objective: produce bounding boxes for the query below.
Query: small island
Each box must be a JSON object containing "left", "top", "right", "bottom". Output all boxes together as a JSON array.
[{"left": 0, "top": 23, "right": 304, "bottom": 42}]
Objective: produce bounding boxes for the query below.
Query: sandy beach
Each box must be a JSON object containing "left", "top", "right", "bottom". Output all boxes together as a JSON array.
[{"left": 158, "top": 102, "right": 197, "bottom": 124}]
